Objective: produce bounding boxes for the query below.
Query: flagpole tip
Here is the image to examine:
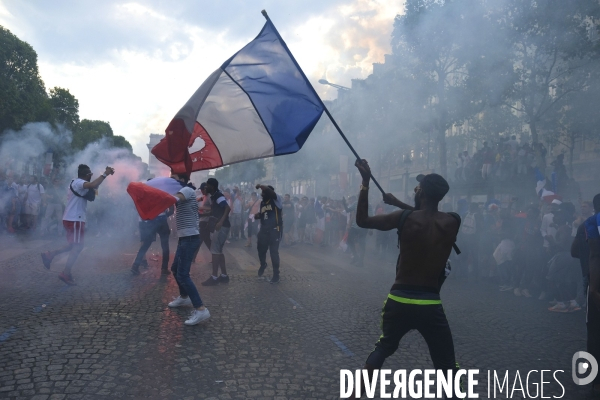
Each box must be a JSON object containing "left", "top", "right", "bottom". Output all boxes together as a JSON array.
[{"left": 261, "top": 10, "right": 269, "bottom": 19}]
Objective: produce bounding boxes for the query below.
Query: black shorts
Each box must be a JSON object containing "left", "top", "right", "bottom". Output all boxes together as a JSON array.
[{"left": 366, "top": 286, "right": 457, "bottom": 374}]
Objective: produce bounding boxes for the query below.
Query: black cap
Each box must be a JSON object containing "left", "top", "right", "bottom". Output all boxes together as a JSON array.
[
  {"left": 416, "top": 173, "right": 449, "bottom": 202},
  {"left": 206, "top": 177, "right": 218, "bottom": 188}
]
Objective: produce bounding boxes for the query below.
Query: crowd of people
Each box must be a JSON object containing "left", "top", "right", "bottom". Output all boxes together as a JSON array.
[
  {"left": 2, "top": 160, "right": 594, "bottom": 318},
  {"left": 0, "top": 170, "right": 65, "bottom": 235},
  {"left": 454, "top": 136, "right": 569, "bottom": 190},
  {"left": 196, "top": 186, "right": 380, "bottom": 268},
  {"left": 452, "top": 196, "right": 595, "bottom": 313},
  {"left": 0, "top": 169, "right": 136, "bottom": 238}
]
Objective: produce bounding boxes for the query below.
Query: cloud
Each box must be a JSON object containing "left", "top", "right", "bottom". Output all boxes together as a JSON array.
[{"left": 0, "top": 0, "right": 403, "bottom": 162}]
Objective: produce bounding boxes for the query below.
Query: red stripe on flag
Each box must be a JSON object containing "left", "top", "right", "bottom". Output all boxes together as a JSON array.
[
  {"left": 151, "top": 118, "right": 192, "bottom": 174},
  {"left": 127, "top": 182, "right": 177, "bottom": 220},
  {"left": 189, "top": 122, "right": 223, "bottom": 171},
  {"left": 150, "top": 119, "right": 223, "bottom": 173}
]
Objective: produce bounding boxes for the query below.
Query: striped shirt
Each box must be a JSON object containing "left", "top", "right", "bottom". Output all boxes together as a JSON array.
[{"left": 175, "top": 186, "right": 199, "bottom": 237}]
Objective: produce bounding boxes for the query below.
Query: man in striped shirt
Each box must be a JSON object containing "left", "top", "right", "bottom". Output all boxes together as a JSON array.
[{"left": 167, "top": 172, "right": 210, "bottom": 326}]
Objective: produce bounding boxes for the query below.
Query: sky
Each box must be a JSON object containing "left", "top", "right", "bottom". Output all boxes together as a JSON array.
[{"left": 0, "top": 0, "right": 402, "bottom": 162}]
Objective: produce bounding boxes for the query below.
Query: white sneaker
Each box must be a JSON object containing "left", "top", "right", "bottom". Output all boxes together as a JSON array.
[
  {"left": 168, "top": 296, "right": 192, "bottom": 308},
  {"left": 184, "top": 308, "right": 210, "bottom": 325}
]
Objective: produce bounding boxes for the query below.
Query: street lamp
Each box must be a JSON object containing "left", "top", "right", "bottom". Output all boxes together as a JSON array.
[{"left": 318, "top": 79, "right": 350, "bottom": 91}]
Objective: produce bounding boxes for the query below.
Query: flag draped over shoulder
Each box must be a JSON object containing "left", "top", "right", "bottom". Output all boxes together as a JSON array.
[
  {"left": 151, "top": 20, "right": 325, "bottom": 173},
  {"left": 127, "top": 177, "right": 183, "bottom": 220}
]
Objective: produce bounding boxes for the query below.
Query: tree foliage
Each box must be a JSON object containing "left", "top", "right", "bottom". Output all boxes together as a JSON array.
[
  {"left": 0, "top": 25, "right": 51, "bottom": 132},
  {"left": 72, "top": 119, "right": 132, "bottom": 152},
  {"left": 49, "top": 87, "right": 79, "bottom": 130}
]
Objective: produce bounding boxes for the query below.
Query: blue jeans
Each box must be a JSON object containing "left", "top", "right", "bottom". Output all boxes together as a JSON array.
[
  {"left": 171, "top": 235, "right": 203, "bottom": 308},
  {"left": 134, "top": 216, "right": 170, "bottom": 269}
]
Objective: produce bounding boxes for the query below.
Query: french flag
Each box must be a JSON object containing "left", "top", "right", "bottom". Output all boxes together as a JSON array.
[
  {"left": 152, "top": 19, "right": 325, "bottom": 173},
  {"left": 534, "top": 167, "right": 561, "bottom": 204},
  {"left": 127, "top": 177, "right": 183, "bottom": 220}
]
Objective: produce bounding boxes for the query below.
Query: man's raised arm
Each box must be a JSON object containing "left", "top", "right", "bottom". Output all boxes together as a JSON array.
[{"left": 354, "top": 159, "right": 402, "bottom": 231}]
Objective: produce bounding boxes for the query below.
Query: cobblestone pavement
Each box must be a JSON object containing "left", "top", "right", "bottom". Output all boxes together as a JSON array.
[{"left": 0, "top": 232, "right": 593, "bottom": 399}]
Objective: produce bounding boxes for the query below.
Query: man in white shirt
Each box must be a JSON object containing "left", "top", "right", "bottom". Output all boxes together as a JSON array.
[{"left": 41, "top": 164, "right": 114, "bottom": 285}]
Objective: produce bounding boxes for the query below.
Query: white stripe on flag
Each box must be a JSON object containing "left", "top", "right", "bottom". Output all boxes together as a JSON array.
[{"left": 197, "top": 71, "right": 274, "bottom": 164}]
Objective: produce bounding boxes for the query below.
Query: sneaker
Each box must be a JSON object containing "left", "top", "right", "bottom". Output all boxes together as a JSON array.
[
  {"left": 538, "top": 291, "right": 547, "bottom": 301},
  {"left": 131, "top": 267, "right": 140, "bottom": 276},
  {"left": 548, "top": 302, "right": 568, "bottom": 313},
  {"left": 168, "top": 296, "right": 192, "bottom": 308},
  {"left": 161, "top": 268, "right": 170, "bottom": 275},
  {"left": 258, "top": 264, "right": 266, "bottom": 278},
  {"left": 184, "top": 308, "right": 210, "bottom": 325},
  {"left": 270, "top": 275, "right": 280, "bottom": 284},
  {"left": 548, "top": 299, "right": 559, "bottom": 306},
  {"left": 217, "top": 275, "right": 230, "bottom": 284},
  {"left": 499, "top": 285, "right": 513, "bottom": 292},
  {"left": 41, "top": 252, "right": 53, "bottom": 270},
  {"left": 513, "top": 288, "right": 522, "bottom": 296},
  {"left": 58, "top": 272, "right": 76, "bottom": 286},
  {"left": 568, "top": 300, "right": 581, "bottom": 312},
  {"left": 140, "top": 260, "right": 149, "bottom": 269},
  {"left": 521, "top": 289, "right": 532, "bottom": 298},
  {"left": 201, "top": 276, "right": 219, "bottom": 286}
]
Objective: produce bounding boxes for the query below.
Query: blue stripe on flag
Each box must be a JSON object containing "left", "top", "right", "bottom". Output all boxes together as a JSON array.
[{"left": 222, "top": 22, "right": 324, "bottom": 155}]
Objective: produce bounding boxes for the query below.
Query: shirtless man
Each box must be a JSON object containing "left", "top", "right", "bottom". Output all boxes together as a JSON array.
[{"left": 353, "top": 159, "right": 461, "bottom": 398}]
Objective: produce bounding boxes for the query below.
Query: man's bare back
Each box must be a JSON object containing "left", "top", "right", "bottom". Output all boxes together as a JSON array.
[{"left": 396, "top": 210, "right": 458, "bottom": 289}]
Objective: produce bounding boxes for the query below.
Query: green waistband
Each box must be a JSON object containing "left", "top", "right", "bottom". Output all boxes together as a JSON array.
[{"left": 387, "top": 293, "right": 442, "bottom": 305}]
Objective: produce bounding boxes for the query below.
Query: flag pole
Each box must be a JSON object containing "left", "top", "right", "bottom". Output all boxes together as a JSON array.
[{"left": 261, "top": 10, "right": 386, "bottom": 196}]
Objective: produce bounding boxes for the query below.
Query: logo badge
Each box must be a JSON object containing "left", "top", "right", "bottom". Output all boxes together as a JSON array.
[{"left": 572, "top": 351, "right": 598, "bottom": 385}]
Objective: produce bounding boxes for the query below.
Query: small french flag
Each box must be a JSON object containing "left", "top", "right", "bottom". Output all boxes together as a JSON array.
[{"left": 127, "top": 177, "right": 182, "bottom": 220}]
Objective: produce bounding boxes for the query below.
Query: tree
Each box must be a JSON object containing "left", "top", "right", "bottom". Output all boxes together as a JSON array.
[
  {"left": 497, "top": 0, "right": 600, "bottom": 169},
  {"left": 0, "top": 25, "right": 51, "bottom": 132},
  {"left": 109, "top": 135, "right": 133, "bottom": 152},
  {"left": 72, "top": 119, "right": 133, "bottom": 152},
  {"left": 543, "top": 71, "right": 600, "bottom": 177},
  {"left": 468, "top": 106, "right": 523, "bottom": 143},
  {"left": 390, "top": 0, "right": 487, "bottom": 176},
  {"left": 49, "top": 87, "right": 79, "bottom": 130}
]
